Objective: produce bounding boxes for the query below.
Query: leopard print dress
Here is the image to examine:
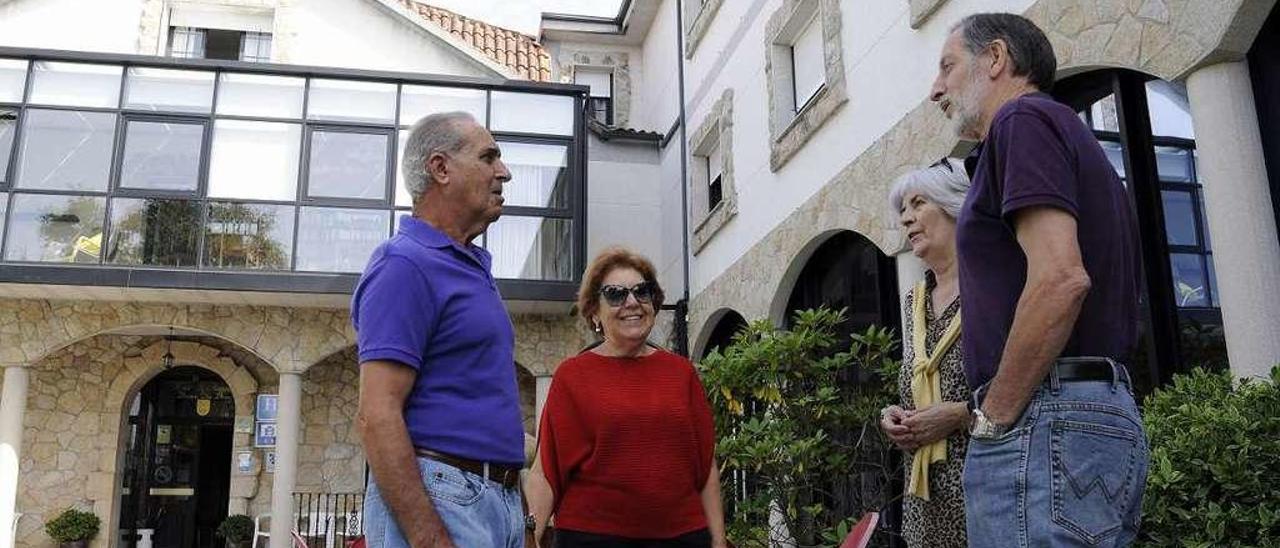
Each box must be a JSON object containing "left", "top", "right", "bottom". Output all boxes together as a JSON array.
[{"left": 898, "top": 280, "right": 970, "bottom": 548}]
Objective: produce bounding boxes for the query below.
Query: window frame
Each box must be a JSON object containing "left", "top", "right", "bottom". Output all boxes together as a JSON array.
[{"left": 0, "top": 47, "right": 588, "bottom": 298}]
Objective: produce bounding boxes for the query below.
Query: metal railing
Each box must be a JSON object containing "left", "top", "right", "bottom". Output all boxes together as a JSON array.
[{"left": 292, "top": 492, "right": 364, "bottom": 548}]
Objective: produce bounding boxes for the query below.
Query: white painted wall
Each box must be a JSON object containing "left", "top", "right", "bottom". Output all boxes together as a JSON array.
[
  {"left": 284, "top": 0, "right": 497, "bottom": 77},
  {"left": 680, "top": 0, "right": 1037, "bottom": 295},
  {"left": 585, "top": 136, "right": 663, "bottom": 268},
  {"left": 0, "top": 0, "right": 145, "bottom": 54}
]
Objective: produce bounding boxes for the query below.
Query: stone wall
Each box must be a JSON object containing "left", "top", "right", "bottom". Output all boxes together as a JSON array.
[
  {"left": 14, "top": 336, "right": 265, "bottom": 548},
  {"left": 688, "top": 0, "right": 1263, "bottom": 343}
]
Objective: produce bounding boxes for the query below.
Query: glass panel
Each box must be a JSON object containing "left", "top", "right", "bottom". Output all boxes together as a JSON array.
[
  {"left": 1160, "top": 190, "right": 1198, "bottom": 246},
  {"left": 0, "top": 108, "right": 14, "bottom": 182},
  {"left": 0, "top": 59, "right": 27, "bottom": 103},
  {"left": 1198, "top": 190, "right": 1211, "bottom": 252},
  {"left": 487, "top": 216, "right": 573, "bottom": 280},
  {"left": 124, "top": 68, "right": 214, "bottom": 113},
  {"left": 216, "top": 73, "right": 304, "bottom": 119},
  {"left": 1154, "top": 146, "right": 1191, "bottom": 182},
  {"left": 1206, "top": 255, "right": 1219, "bottom": 308},
  {"left": 490, "top": 92, "right": 573, "bottom": 135},
  {"left": 168, "top": 27, "right": 206, "bottom": 59},
  {"left": 791, "top": 13, "right": 824, "bottom": 111},
  {"left": 105, "top": 198, "right": 200, "bottom": 267},
  {"left": 1146, "top": 80, "right": 1195, "bottom": 140},
  {"left": 204, "top": 202, "right": 294, "bottom": 270},
  {"left": 240, "top": 32, "right": 273, "bottom": 63},
  {"left": 1089, "top": 95, "right": 1119, "bottom": 132},
  {"left": 119, "top": 120, "right": 204, "bottom": 192},
  {"left": 399, "top": 85, "right": 486, "bottom": 127},
  {"left": 1099, "top": 140, "right": 1125, "bottom": 179},
  {"left": 28, "top": 61, "right": 122, "bottom": 108},
  {"left": 207, "top": 120, "right": 301, "bottom": 201},
  {"left": 3, "top": 193, "right": 106, "bottom": 263},
  {"left": 16, "top": 109, "right": 116, "bottom": 192},
  {"left": 501, "top": 142, "right": 568, "bottom": 208},
  {"left": 295, "top": 207, "right": 388, "bottom": 272},
  {"left": 1170, "top": 253, "right": 1209, "bottom": 308},
  {"left": 395, "top": 129, "right": 413, "bottom": 207},
  {"left": 0, "top": 193, "right": 7, "bottom": 244},
  {"left": 308, "top": 79, "right": 396, "bottom": 124},
  {"left": 307, "top": 130, "right": 389, "bottom": 200}
]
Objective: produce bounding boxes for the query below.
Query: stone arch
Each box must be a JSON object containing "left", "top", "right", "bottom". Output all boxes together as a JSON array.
[
  {"left": 691, "top": 308, "right": 749, "bottom": 361},
  {"left": 0, "top": 299, "right": 355, "bottom": 373},
  {"left": 767, "top": 229, "right": 852, "bottom": 327},
  {"left": 107, "top": 340, "right": 261, "bottom": 521}
]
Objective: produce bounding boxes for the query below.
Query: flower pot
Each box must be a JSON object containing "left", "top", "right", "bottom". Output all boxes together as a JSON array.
[{"left": 60, "top": 541, "right": 88, "bottom": 548}]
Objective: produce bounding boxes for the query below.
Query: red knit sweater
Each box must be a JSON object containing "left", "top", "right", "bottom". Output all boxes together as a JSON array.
[{"left": 538, "top": 349, "right": 716, "bottom": 539}]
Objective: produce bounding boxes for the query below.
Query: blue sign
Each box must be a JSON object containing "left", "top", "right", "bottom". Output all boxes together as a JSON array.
[{"left": 256, "top": 394, "right": 279, "bottom": 422}]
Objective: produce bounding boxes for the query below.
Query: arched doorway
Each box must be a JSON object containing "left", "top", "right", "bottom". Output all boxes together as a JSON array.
[
  {"left": 1053, "top": 69, "right": 1227, "bottom": 395},
  {"left": 699, "top": 310, "right": 747, "bottom": 359},
  {"left": 118, "top": 366, "right": 235, "bottom": 548},
  {"left": 784, "top": 231, "right": 901, "bottom": 341}
]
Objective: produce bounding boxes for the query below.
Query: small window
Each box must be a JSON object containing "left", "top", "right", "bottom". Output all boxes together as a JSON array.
[
  {"left": 708, "top": 142, "right": 724, "bottom": 210},
  {"left": 574, "top": 69, "right": 613, "bottom": 125},
  {"left": 306, "top": 129, "right": 390, "bottom": 201},
  {"left": 106, "top": 198, "right": 201, "bottom": 267},
  {"left": 790, "top": 14, "right": 824, "bottom": 112},
  {"left": 168, "top": 27, "right": 273, "bottom": 63},
  {"left": 118, "top": 119, "right": 205, "bottom": 192},
  {"left": 203, "top": 202, "right": 295, "bottom": 270}
]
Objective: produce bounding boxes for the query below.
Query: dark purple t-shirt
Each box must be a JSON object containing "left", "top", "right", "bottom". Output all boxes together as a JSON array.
[{"left": 957, "top": 92, "right": 1140, "bottom": 389}]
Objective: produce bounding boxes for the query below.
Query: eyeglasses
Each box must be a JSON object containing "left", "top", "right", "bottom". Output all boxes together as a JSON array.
[
  {"left": 599, "top": 282, "right": 655, "bottom": 307},
  {"left": 930, "top": 157, "right": 955, "bottom": 173}
]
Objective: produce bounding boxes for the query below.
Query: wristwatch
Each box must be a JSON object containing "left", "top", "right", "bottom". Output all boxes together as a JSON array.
[
  {"left": 970, "top": 408, "right": 1010, "bottom": 439},
  {"left": 525, "top": 513, "right": 537, "bottom": 532}
]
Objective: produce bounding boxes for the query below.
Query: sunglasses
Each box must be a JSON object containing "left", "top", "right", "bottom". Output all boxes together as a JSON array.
[
  {"left": 599, "top": 282, "right": 655, "bottom": 307},
  {"left": 930, "top": 157, "right": 955, "bottom": 173}
]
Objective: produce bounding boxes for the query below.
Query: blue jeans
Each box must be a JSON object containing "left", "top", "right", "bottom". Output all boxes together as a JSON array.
[
  {"left": 364, "top": 456, "right": 525, "bottom": 548},
  {"left": 964, "top": 360, "right": 1149, "bottom": 547}
]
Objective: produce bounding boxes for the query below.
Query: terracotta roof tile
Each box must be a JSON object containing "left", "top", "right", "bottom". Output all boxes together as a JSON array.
[{"left": 399, "top": 1, "right": 552, "bottom": 81}]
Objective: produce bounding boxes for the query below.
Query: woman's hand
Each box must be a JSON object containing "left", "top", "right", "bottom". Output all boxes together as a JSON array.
[
  {"left": 900, "top": 402, "right": 968, "bottom": 446},
  {"left": 880, "top": 405, "right": 917, "bottom": 450}
]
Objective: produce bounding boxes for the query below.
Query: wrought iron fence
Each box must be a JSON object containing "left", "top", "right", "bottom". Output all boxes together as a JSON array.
[{"left": 292, "top": 492, "right": 364, "bottom": 548}]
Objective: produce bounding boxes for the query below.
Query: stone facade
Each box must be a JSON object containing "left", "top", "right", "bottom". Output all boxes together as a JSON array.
[
  {"left": 13, "top": 337, "right": 263, "bottom": 548},
  {"left": 559, "top": 50, "right": 634, "bottom": 127},
  {"left": 0, "top": 300, "right": 355, "bottom": 373},
  {"left": 764, "top": 0, "right": 849, "bottom": 171},
  {"left": 688, "top": 0, "right": 1265, "bottom": 349},
  {"left": 684, "top": 0, "right": 725, "bottom": 59},
  {"left": 909, "top": 0, "right": 949, "bottom": 29},
  {"left": 691, "top": 89, "right": 738, "bottom": 254}
]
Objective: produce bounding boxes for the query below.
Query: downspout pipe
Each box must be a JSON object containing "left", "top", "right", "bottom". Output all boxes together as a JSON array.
[{"left": 673, "top": 0, "right": 693, "bottom": 357}]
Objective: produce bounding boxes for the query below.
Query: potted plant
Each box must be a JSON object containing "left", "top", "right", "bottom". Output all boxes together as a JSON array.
[
  {"left": 44, "top": 508, "right": 100, "bottom": 548},
  {"left": 217, "top": 514, "right": 255, "bottom": 548}
]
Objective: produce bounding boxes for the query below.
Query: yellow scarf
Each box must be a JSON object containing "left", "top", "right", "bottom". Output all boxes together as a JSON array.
[{"left": 908, "top": 280, "right": 962, "bottom": 501}]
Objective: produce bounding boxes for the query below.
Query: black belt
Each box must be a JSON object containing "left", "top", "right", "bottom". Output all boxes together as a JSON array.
[
  {"left": 1053, "top": 357, "right": 1128, "bottom": 385},
  {"left": 415, "top": 448, "right": 521, "bottom": 489}
]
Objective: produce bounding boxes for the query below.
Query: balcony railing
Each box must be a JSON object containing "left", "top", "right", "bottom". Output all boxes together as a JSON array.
[
  {"left": 0, "top": 48, "right": 587, "bottom": 300},
  {"left": 292, "top": 492, "right": 364, "bottom": 548}
]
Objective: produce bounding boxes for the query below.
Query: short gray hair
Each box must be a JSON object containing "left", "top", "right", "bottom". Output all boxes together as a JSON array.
[
  {"left": 401, "top": 111, "right": 477, "bottom": 203},
  {"left": 888, "top": 158, "right": 971, "bottom": 219},
  {"left": 952, "top": 13, "right": 1057, "bottom": 91}
]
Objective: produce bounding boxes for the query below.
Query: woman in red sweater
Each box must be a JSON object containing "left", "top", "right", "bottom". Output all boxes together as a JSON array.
[{"left": 524, "top": 247, "right": 728, "bottom": 548}]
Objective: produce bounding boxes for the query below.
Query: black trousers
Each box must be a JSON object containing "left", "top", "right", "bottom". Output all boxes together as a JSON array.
[{"left": 554, "top": 528, "right": 712, "bottom": 548}]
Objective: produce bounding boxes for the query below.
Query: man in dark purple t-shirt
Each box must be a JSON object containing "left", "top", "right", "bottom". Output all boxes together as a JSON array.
[{"left": 930, "top": 13, "right": 1149, "bottom": 547}]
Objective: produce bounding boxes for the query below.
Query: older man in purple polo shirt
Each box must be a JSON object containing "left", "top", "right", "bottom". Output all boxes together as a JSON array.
[
  {"left": 353, "top": 111, "right": 524, "bottom": 548},
  {"left": 930, "top": 13, "right": 1149, "bottom": 547}
]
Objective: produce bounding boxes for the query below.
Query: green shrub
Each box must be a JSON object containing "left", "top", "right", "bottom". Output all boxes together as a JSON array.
[
  {"left": 44, "top": 508, "right": 100, "bottom": 543},
  {"left": 1139, "top": 366, "right": 1280, "bottom": 547},
  {"left": 699, "top": 307, "right": 900, "bottom": 547},
  {"left": 217, "top": 514, "right": 255, "bottom": 544}
]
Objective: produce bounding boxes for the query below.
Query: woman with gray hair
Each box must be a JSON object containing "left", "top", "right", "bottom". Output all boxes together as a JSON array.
[{"left": 880, "top": 157, "right": 972, "bottom": 548}]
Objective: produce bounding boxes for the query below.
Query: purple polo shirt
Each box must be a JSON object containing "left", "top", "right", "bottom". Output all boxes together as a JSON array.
[
  {"left": 957, "top": 92, "right": 1141, "bottom": 389},
  {"left": 351, "top": 215, "right": 523, "bottom": 467}
]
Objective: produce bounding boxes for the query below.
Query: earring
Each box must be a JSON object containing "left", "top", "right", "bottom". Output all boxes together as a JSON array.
[{"left": 593, "top": 320, "right": 602, "bottom": 333}]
